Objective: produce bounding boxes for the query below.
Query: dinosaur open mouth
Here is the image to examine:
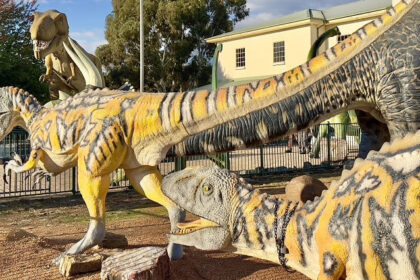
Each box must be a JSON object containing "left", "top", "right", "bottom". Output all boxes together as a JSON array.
[{"left": 171, "top": 218, "right": 220, "bottom": 235}]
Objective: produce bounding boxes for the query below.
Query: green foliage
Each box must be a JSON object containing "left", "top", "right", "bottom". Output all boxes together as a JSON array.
[
  {"left": 96, "top": 0, "right": 248, "bottom": 92},
  {"left": 0, "top": 0, "right": 49, "bottom": 103}
]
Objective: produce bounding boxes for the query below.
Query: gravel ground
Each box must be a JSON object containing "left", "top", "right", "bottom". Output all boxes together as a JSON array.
[{"left": 0, "top": 172, "right": 341, "bottom": 279}]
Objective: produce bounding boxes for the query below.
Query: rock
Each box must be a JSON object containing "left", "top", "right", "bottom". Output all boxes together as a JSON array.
[
  {"left": 59, "top": 253, "right": 103, "bottom": 277},
  {"left": 101, "top": 247, "right": 170, "bottom": 280},
  {"left": 5, "top": 228, "right": 37, "bottom": 242},
  {"left": 102, "top": 232, "right": 128, "bottom": 249},
  {"left": 285, "top": 175, "right": 328, "bottom": 203}
]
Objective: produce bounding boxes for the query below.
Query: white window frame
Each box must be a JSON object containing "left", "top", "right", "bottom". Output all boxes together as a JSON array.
[
  {"left": 273, "top": 41, "right": 285, "bottom": 65},
  {"left": 235, "top": 47, "right": 246, "bottom": 69}
]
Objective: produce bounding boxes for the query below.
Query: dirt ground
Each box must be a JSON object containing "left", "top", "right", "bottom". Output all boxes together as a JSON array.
[{"left": 0, "top": 171, "right": 341, "bottom": 280}]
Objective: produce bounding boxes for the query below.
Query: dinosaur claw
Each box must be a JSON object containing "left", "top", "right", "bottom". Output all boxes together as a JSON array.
[
  {"left": 10, "top": 152, "right": 23, "bottom": 165},
  {"left": 30, "top": 169, "right": 52, "bottom": 187},
  {"left": 3, "top": 174, "right": 8, "bottom": 184}
]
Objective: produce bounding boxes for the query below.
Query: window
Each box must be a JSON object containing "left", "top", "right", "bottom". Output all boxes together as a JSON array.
[
  {"left": 236, "top": 48, "right": 245, "bottom": 68},
  {"left": 273, "top": 41, "right": 285, "bottom": 64},
  {"left": 337, "top": 35, "right": 350, "bottom": 43}
]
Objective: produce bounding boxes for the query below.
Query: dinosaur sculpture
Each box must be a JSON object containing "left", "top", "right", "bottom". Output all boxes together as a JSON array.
[
  {"left": 170, "top": 0, "right": 419, "bottom": 159},
  {"left": 0, "top": 0, "right": 418, "bottom": 266},
  {"left": 29, "top": 10, "right": 104, "bottom": 100},
  {"left": 161, "top": 130, "right": 420, "bottom": 279}
]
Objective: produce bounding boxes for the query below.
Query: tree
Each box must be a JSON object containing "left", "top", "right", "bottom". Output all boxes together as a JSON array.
[
  {"left": 0, "top": 0, "right": 49, "bottom": 103},
  {"left": 96, "top": 0, "right": 248, "bottom": 92}
]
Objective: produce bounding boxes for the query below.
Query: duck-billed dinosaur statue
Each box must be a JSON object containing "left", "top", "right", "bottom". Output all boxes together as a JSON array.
[
  {"left": 161, "top": 130, "right": 420, "bottom": 279},
  {"left": 30, "top": 10, "right": 104, "bottom": 100},
  {"left": 0, "top": 0, "right": 418, "bottom": 265}
]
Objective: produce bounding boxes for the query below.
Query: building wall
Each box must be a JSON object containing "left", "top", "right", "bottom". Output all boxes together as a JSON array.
[
  {"left": 325, "top": 19, "right": 378, "bottom": 49},
  {"left": 216, "top": 25, "right": 314, "bottom": 81},
  {"left": 213, "top": 9, "right": 388, "bottom": 83}
]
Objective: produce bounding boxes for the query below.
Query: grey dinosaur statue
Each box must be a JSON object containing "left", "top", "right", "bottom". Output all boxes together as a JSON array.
[{"left": 162, "top": 130, "right": 420, "bottom": 280}]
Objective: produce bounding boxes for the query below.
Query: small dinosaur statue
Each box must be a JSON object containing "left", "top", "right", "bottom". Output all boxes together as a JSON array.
[
  {"left": 162, "top": 130, "right": 420, "bottom": 279},
  {"left": 29, "top": 10, "right": 104, "bottom": 100},
  {"left": 0, "top": 0, "right": 418, "bottom": 267}
]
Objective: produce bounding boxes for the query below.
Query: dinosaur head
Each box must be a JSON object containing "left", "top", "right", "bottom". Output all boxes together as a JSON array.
[
  {"left": 30, "top": 10, "right": 69, "bottom": 59},
  {"left": 162, "top": 167, "right": 242, "bottom": 250}
]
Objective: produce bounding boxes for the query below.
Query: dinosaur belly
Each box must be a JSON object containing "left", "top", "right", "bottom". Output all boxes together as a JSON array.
[{"left": 40, "top": 150, "right": 77, "bottom": 174}]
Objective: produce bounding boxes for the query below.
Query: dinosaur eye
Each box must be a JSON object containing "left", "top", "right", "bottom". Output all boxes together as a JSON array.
[{"left": 202, "top": 184, "right": 212, "bottom": 193}]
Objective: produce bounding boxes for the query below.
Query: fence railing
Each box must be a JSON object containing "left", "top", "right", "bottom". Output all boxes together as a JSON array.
[{"left": 0, "top": 123, "right": 360, "bottom": 199}]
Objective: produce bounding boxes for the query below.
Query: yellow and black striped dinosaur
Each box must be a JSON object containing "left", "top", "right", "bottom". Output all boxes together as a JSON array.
[
  {"left": 0, "top": 0, "right": 418, "bottom": 265},
  {"left": 162, "top": 130, "right": 420, "bottom": 280}
]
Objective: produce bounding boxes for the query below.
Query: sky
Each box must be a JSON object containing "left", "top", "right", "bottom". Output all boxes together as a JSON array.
[{"left": 35, "top": 0, "right": 358, "bottom": 54}]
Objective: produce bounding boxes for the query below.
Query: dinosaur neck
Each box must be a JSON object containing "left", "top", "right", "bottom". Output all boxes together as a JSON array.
[
  {"left": 169, "top": 0, "right": 416, "bottom": 156},
  {"left": 229, "top": 186, "right": 300, "bottom": 264},
  {"left": 6, "top": 87, "right": 42, "bottom": 130}
]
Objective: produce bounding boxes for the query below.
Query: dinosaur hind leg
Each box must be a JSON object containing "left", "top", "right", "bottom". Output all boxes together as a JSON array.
[
  {"left": 53, "top": 172, "right": 110, "bottom": 265},
  {"left": 125, "top": 166, "right": 185, "bottom": 260}
]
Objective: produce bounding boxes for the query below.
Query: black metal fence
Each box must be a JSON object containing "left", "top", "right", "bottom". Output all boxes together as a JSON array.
[{"left": 0, "top": 123, "right": 360, "bottom": 199}]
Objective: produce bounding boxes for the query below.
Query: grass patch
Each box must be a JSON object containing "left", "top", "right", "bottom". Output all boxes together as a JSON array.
[{"left": 32, "top": 206, "right": 169, "bottom": 225}]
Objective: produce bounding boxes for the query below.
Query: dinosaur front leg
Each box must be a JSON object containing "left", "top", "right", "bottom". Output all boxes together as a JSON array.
[
  {"left": 125, "top": 166, "right": 185, "bottom": 260},
  {"left": 53, "top": 170, "right": 110, "bottom": 265},
  {"left": 4, "top": 150, "right": 42, "bottom": 183}
]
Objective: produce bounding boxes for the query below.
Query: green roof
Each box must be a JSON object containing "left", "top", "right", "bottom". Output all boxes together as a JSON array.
[
  {"left": 207, "top": 0, "right": 391, "bottom": 42},
  {"left": 323, "top": 0, "right": 391, "bottom": 20}
]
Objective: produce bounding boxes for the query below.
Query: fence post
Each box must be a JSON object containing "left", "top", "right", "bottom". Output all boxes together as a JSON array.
[
  {"left": 327, "top": 122, "right": 331, "bottom": 166},
  {"left": 175, "top": 157, "right": 186, "bottom": 171},
  {"left": 224, "top": 152, "right": 230, "bottom": 170},
  {"left": 71, "top": 167, "right": 77, "bottom": 195},
  {"left": 259, "top": 146, "right": 264, "bottom": 174}
]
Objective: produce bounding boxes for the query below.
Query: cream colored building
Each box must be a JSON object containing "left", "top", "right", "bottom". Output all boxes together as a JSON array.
[{"left": 205, "top": 0, "right": 393, "bottom": 87}]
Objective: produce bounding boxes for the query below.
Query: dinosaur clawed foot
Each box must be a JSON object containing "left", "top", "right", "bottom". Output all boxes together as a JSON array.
[
  {"left": 52, "top": 253, "right": 64, "bottom": 266},
  {"left": 25, "top": 169, "right": 52, "bottom": 189},
  {"left": 3, "top": 153, "right": 24, "bottom": 184}
]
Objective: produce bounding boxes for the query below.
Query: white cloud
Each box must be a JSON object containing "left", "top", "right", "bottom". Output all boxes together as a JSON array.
[
  {"left": 70, "top": 29, "right": 107, "bottom": 54},
  {"left": 235, "top": 12, "right": 279, "bottom": 29},
  {"left": 71, "top": 31, "right": 97, "bottom": 39}
]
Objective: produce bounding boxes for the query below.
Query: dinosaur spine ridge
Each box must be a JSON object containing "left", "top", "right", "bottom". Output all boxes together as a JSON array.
[{"left": 1, "top": 86, "right": 41, "bottom": 117}]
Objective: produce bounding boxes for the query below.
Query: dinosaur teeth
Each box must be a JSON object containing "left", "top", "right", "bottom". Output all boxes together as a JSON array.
[
  {"left": 170, "top": 228, "right": 196, "bottom": 235},
  {"left": 32, "top": 40, "right": 51, "bottom": 51}
]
